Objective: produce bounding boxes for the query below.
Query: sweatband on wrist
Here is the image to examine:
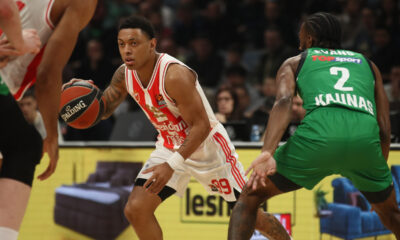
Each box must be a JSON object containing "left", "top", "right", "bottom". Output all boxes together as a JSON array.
[
  {"left": 0, "top": 227, "right": 18, "bottom": 240},
  {"left": 167, "top": 152, "right": 185, "bottom": 170}
]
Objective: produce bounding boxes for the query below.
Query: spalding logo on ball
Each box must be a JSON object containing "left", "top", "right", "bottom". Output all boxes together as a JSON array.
[{"left": 59, "top": 81, "right": 106, "bottom": 129}]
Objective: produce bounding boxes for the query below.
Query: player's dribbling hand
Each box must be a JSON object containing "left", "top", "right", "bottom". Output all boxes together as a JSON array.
[
  {"left": 245, "top": 151, "right": 276, "bottom": 190},
  {"left": 37, "top": 136, "right": 59, "bottom": 181},
  {"left": 142, "top": 163, "right": 174, "bottom": 195},
  {"left": 61, "top": 78, "right": 94, "bottom": 91}
]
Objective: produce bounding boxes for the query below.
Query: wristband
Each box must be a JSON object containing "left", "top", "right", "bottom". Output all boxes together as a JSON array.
[{"left": 167, "top": 152, "right": 185, "bottom": 170}]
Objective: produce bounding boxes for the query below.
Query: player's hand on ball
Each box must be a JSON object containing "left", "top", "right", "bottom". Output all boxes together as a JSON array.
[
  {"left": 142, "top": 163, "right": 174, "bottom": 195},
  {"left": 246, "top": 151, "right": 276, "bottom": 190},
  {"left": 62, "top": 78, "right": 94, "bottom": 91}
]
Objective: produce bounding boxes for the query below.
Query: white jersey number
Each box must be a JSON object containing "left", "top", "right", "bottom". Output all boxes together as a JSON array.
[{"left": 330, "top": 67, "right": 353, "bottom": 92}]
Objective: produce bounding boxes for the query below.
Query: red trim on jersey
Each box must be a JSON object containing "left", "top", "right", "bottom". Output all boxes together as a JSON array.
[
  {"left": 124, "top": 66, "right": 130, "bottom": 92},
  {"left": 45, "top": 0, "right": 55, "bottom": 29},
  {"left": 16, "top": 1, "right": 25, "bottom": 10},
  {"left": 13, "top": 45, "right": 46, "bottom": 100},
  {"left": 213, "top": 132, "right": 246, "bottom": 189},
  {"left": 133, "top": 53, "right": 164, "bottom": 90},
  {"left": 160, "top": 61, "right": 176, "bottom": 104}
]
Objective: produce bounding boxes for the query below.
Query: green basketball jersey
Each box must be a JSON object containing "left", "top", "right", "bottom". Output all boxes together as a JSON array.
[
  {"left": 0, "top": 76, "right": 9, "bottom": 95},
  {"left": 297, "top": 47, "right": 376, "bottom": 117}
]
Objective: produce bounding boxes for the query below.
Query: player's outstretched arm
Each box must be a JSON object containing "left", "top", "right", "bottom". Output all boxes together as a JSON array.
[
  {"left": 36, "top": 0, "right": 97, "bottom": 180},
  {"left": 261, "top": 56, "right": 298, "bottom": 154},
  {"left": 246, "top": 56, "right": 298, "bottom": 189},
  {"left": 101, "top": 65, "right": 128, "bottom": 119},
  {"left": 371, "top": 61, "right": 391, "bottom": 160}
]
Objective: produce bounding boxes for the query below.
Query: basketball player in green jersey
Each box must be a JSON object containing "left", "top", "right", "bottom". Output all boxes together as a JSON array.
[{"left": 228, "top": 12, "right": 400, "bottom": 240}]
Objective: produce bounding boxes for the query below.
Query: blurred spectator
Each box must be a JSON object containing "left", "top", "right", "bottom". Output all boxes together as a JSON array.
[
  {"left": 371, "top": 26, "right": 400, "bottom": 83},
  {"left": 234, "top": 85, "right": 251, "bottom": 116},
  {"left": 353, "top": 7, "right": 377, "bottom": 57},
  {"left": 235, "top": 0, "right": 265, "bottom": 49},
  {"left": 172, "top": 3, "right": 198, "bottom": 47},
  {"left": 18, "top": 89, "right": 47, "bottom": 139},
  {"left": 303, "top": 0, "right": 342, "bottom": 15},
  {"left": 223, "top": 64, "right": 260, "bottom": 109},
  {"left": 147, "top": 0, "right": 174, "bottom": 28},
  {"left": 74, "top": 39, "right": 117, "bottom": 90},
  {"left": 248, "top": 76, "right": 277, "bottom": 116},
  {"left": 158, "top": 37, "right": 185, "bottom": 61},
  {"left": 214, "top": 86, "right": 249, "bottom": 141},
  {"left": 387, "top": 64, "right": 400, "bottom": 142},
  {"left": 245, "top": 77, "right": 276, "bottom": 137},
  {"left": 225, "top": 43, "right": 244, "bottom": 68},
  {"left": 186, "top": 35, "right": 224, "bottom": 88},
  {"left": 214, "top": 87, "right": 242, "bottom": 123},
  {"left": 338, "top": 0, "right": 363, "bottom": 49},
  {"left": 386, "top": 64, "right": 400, "bottom": 110},
  {"left": 196, "top": 1, "right": 235, "bottom": 49},
  {"left": 262, "top": 0, "right": 297, "bottom": 47},
  {"left": 148, "top": 10, "right": 172, "bottom": 40},
  {"left": 377, "top": 0, "right": 399, "bottom": 35},
  {"left": 255, "top": 27, "right": 297, "bottom": 83}
]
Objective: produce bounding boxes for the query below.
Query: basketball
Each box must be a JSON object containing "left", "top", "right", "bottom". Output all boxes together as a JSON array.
[{"left": 59, "top": 81, "right": 105, "bottom": 129}]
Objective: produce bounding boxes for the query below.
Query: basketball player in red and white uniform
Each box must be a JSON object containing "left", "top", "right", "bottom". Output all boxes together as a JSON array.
[
  {"left": 0, "top": 0, "right": 41, "bottom": 68},
  {"left": 66, "top": 16, "right": 291, "bottom": 240},
  {"left": 0, "top": 0, "right": 97, "bottom": 239}
]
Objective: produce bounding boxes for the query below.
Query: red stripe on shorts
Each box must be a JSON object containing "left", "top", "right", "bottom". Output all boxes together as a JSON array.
[{"left": 213, "top": 132, "right": 246, "bottom": 189}]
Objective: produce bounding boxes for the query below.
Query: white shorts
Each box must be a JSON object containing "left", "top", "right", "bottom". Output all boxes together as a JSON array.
[{"left": 136, "top": 124, "right": 247, "bottom": 202}]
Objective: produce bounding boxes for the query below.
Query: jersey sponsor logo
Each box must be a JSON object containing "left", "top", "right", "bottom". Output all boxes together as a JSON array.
[
  {"left": 60, "top": 100, "right": 87, "bottom": 122},
  {"left": 145, "top": 104, "right": 168, "bottom": 122},
  {"left": 153, "top": 119, "right": 188, "bottom": 132},
  {"left": 315, "top": 93, "right": 374, "bottom": 115},
  {"left": 156, "top": 94, "right": 166, "bottom": 107},
  {"left": 312, "top": 55, "right": 362, "bottom": 64},
  {"left": 312, "top": 49, "right": 355, "bottom": 56}
]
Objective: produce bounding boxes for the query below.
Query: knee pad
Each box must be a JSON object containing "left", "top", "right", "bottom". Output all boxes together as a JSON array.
[
  {"left": 0, "top": 227, "right": 18, "bottom": 240},
  {"left": 0, "top": 126, "right": 43, "bottom": 186}
]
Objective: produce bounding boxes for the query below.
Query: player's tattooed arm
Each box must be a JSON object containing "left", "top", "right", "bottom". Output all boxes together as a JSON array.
[{"left": 102, "top": 64, "right": 128, "bottom": 119}]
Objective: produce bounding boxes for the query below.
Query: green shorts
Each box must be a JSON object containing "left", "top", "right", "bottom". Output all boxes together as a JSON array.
[
  {"left": 274, "top": 107, "right": 392, "bottom": 192},
  {"left": 0, "top": 77, "right": 9, "bottom": 95}
]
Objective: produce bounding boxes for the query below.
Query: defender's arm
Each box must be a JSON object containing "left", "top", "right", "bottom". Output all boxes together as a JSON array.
[{"left": 261, "top": 56, "right": 298, "bottom": 154}]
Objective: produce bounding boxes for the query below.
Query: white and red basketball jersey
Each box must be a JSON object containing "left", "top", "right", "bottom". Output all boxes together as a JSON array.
[
  {"left": 0, "top": 0, "right": 55, "bottom": 100},
  {"left": 125, "top": 53, "right": 219, "bottom": 150}
]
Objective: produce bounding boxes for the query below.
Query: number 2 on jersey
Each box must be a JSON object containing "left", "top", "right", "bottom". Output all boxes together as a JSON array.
[{"left": 330, "top": 67, "right": 353, "bottom": 92}]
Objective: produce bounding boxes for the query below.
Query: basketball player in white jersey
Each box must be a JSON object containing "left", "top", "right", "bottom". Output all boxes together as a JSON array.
[
  {"left": 66, "top": 16, "right": 291, "bottom": 240},
  {"left": 0, "top": 0, "right": 97, "bottom": 239},
  {"left": 0, "top": 0, "right": 41, "bottom": 67}
]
